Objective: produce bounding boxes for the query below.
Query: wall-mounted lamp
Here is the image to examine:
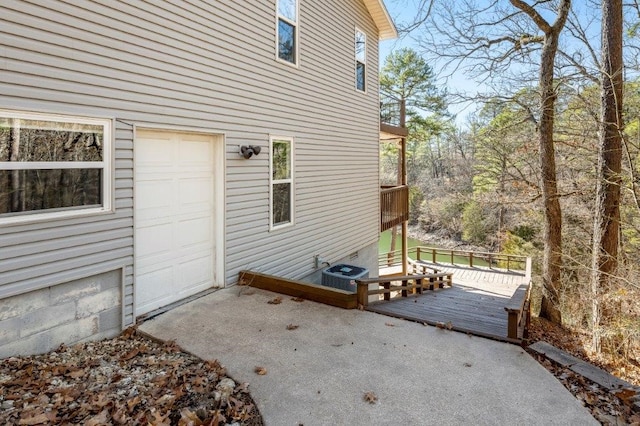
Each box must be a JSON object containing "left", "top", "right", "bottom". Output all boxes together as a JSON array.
[{"left": 239, "top": 145, "right": 261, "bottom": 159}]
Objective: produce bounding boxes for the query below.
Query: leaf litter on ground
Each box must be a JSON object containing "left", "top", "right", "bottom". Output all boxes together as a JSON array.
[
  {"left": 527, "top": 317, "right": 640, "bottom": 424},
  {"left": 0, "top": 327, "right": 262, "bottom": 426}
]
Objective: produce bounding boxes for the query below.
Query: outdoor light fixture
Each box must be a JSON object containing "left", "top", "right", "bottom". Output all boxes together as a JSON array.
[{"left": 239, "top": 145, "right": 261, "bottom": 159}]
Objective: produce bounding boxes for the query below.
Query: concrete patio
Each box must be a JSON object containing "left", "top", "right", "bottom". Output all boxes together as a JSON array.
[{"left": 139, "top": 287, "right": 596, "bottom": 425}]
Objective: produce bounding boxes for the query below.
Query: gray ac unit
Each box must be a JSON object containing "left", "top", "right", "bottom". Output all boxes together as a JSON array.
[{"left": 321, "top": 264, "right": 369, "bottom": 292}]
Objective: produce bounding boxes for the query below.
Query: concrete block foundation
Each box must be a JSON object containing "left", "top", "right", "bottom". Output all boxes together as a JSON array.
[{"left": 0, "top": 269, "right": 122, "bottom": 359}]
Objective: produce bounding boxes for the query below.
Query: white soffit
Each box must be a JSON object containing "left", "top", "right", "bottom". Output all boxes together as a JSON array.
[{"left": 363, "top": 0, "right": 398, "bottom": 40}]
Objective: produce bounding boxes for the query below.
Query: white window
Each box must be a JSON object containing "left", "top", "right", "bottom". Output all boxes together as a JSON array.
[
  {"left": 270, "top": 136, "right": 293, "bottom": 229},
  {"left": 277, "top": 0, "right": 298, "bottom": 65},
  {"left": 355, "top": 29, "right": 366, "bottom": 91},
  {"left": 0, "top": 110, "right": 112, "bottom": 224}
]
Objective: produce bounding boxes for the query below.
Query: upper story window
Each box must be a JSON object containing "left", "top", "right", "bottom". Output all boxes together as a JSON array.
[
  {"left": 0, "top": 110, "right": 112, "bottom": 224},
  {"left": 355, "top": 29, "right": 366, "bottom": 92},
  {"left": 277, "top": 0, "right": 298, "bottom": 65},
  {"left": 270, "top": 136, "right": 293, "bottom": 230}
]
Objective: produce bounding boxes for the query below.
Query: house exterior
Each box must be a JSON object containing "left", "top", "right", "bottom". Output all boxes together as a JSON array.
[{"left": 0, "top": 0, "right": 398, "bottom": 358}]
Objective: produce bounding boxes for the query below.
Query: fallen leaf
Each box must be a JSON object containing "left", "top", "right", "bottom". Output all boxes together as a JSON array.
[
  {"left": 614, "top": 388, "right": 637, "bottom": 402},
  {"left": 18, "top": 413, "right": 49, "bottom": 425},
  {"left": 286, "top": 324, "right": 299, "bottom": 330},
  {"left": 385, "top": 323, "right": 396, "bottom": 327},
  {"left": 121, "top": 348, "right": 140, "bottom": 361},
  {"left": 291, "top": 297, "right": 304, "bottom": 302},
  {"left": 463, "top": 362, "right": 472, "bottom": 367},
  {"left": 363, "top": 391, "right": 378, "bottom": 404},
  {"left": 268, "top": 297, "right": 282, "bottom": 305},
  {"left": 67, "top": 369, "right": 85, "bottom": 379},
  {"left": 254, "top": 366, "right": 267, "bottom": 375},
  {"left": 446, "top": 321, "right": 453, "bottom": 330},
  {"left": 86, "top": 409, "right": 109, "bottom": 426}
]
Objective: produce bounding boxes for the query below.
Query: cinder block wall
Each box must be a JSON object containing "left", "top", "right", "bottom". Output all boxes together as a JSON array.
[{"left": 0, "top": 270, "right": 122, "bottom": 359}]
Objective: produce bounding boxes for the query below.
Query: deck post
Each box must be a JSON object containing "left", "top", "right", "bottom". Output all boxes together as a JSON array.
[
  {"left": 450, "top": 251, "right": 454, "bottom": 265},
  {"left": 507, "top": 311, "right": 519, "bottom": 339},
  {"left": 383, "top": 281, "right": 391, "bottom": 301},
  {"left": 432, "top": 248, "right": 436, "bottom": 263},
  {"left": 356, "top": 281, "right": 369, "bottom": 308},
  {"left": 416, "top": 278, "right": 423, "bottom": 294},
  {"left": 416, "top": 246, "right": 421, "bottom": 261},
  {"left": 469, "top": 252, "right": 473, "bottom": 267},
  {"left": 507, "top": 256, "right": 510, "bottom": 270},
  {"left": 402, "top": 279, "right": 408, "bottom": 297}
]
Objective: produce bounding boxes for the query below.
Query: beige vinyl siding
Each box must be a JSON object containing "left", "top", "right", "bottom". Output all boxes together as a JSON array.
[{"left": 0, "top": 0, "right": 381, "bottom": 319}]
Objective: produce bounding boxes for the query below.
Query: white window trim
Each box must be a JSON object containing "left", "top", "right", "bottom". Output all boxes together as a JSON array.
[
  {"left": 276, "top": 0, "right": 299, "bottom": 68},
  {"left": 269, "top": 135, "right": 294, "bottom": 231},
  {"left": 355, "top": 27, "right": 367, "bottom": 93},
  {"left": 0, "top": 109, "right": 113, "bottom": 225}
]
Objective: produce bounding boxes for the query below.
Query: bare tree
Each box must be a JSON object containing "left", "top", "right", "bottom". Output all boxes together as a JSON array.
[
  {"left": 404, "top": 0, "right": 570, "bottom": 323},
  {"left": 509, "top": 0, "right": 571, "bottom": 324},
  {"left": 591, "top": 0, "right": 624, "bottom": 353}
]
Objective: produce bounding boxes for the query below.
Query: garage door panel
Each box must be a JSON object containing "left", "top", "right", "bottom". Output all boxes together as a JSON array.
[
  {"left": 135, "top": 130, "right": 218, "bottom": 316},
  {"left": 177, "top": 256, "right": 213, "bottom": 292},
  {"left": 179, "top": 139, "right": 212, "bottom": 163},
  {"left": 136, "top": 266, "right": 174, "bottom": 312},
  {"left": 178, "top": 216, "right": 211, "bottom": 248},
  {"left": 137, "top": 180, "right": 173, "bottom": 211},
  {"left": 179, "top": 177, "right": 213, "bottom": 206},
  {"left": 137, "top": 138, "right": 173, "bottom": 164},
  {"left": 137, "top": 223, "right": 173, "bottom": 260}
]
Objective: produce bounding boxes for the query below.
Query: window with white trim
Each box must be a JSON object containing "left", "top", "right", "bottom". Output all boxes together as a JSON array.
[
  {"left": 277, "top": 0, "right": 298, "bottom": 65},
  {"left": 355, "top": 29, "right": 366, "bottom": 91},
  {"left": 0, "top": 110, "right": 112, "bottom": 223},
  {"left": 270, "top": 136, "right": 293, "bottom": 229}
]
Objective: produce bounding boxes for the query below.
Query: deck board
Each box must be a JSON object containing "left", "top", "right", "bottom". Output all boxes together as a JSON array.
[{"left": 372, "top": 263, "right": 528, "bottom": 341}]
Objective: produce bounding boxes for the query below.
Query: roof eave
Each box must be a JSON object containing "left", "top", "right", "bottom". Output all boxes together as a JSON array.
[{"left": 363, "top": 0, "right": 398, "bottom": 40}]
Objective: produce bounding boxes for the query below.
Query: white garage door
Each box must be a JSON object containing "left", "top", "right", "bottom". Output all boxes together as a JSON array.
[{"left": 135, "top": 130, "right": 218, "bottom": 316}]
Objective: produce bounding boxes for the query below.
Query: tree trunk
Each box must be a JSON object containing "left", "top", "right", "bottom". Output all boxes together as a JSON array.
[
  {"left": 591, "top": 0, "right": 623, "bottom": 354},
  {"left": 537, "top": 30, "right": 564, "bottom": 324}
]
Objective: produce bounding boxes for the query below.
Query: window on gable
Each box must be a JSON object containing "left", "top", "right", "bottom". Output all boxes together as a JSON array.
[
  {"left": 355, "top": 29, "right": 366, "bottom": 91},
  {"left": 277, "top": 0, "right": 298, "bottom": 65},
  {"left": 0, "top": 110, "right": 112, "bottom": 223},
  {"left": 270, "top": 136, "right": 293, "bottom": 229}
]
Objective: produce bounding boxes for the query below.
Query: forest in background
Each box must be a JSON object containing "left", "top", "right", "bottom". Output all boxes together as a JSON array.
[{"left": 381, "top": 0, "right": 639, "bottom": 365}]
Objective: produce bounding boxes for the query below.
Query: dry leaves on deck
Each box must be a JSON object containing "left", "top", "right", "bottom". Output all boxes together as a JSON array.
[
  {"left": 290, "top": 297, "right": 305, "bottom": 302},
  {"left": 254, "top": 367, "right": 268, "bottom": 376},
  {"left": 267, "top": 297, "right": 282, "bottom": 305},
  {"left": 286, "top": 324, "right": 299, "bottom": 330}
]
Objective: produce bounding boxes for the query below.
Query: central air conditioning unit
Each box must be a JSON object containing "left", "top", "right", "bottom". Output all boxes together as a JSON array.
[{"left": 321, "top": 264, "right": 369, "bottom": 292}]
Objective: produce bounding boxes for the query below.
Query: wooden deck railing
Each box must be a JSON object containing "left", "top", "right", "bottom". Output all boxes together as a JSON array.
[
  {"left": 504, "top": 257, "right": 533, "bottom": 339},
  {"left": 355, "top": 273, "right": 453, "bottom": 308},
  {"left": 380, "top": 185, "right": 409, "bottom": 232},
  {"left": 380, "top": 94, "right": 408, "bottom": 137},
  {"left": 378, "top": 246, "right": 529, "bottom": 271},
  {"left": 413, "top": 246, "right": 528, "bottom": 270}
]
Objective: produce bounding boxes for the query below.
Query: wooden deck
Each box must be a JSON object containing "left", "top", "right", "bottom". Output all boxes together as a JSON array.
[{"left": 371, "top": 263, "right": 529, "bottom": 342}]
